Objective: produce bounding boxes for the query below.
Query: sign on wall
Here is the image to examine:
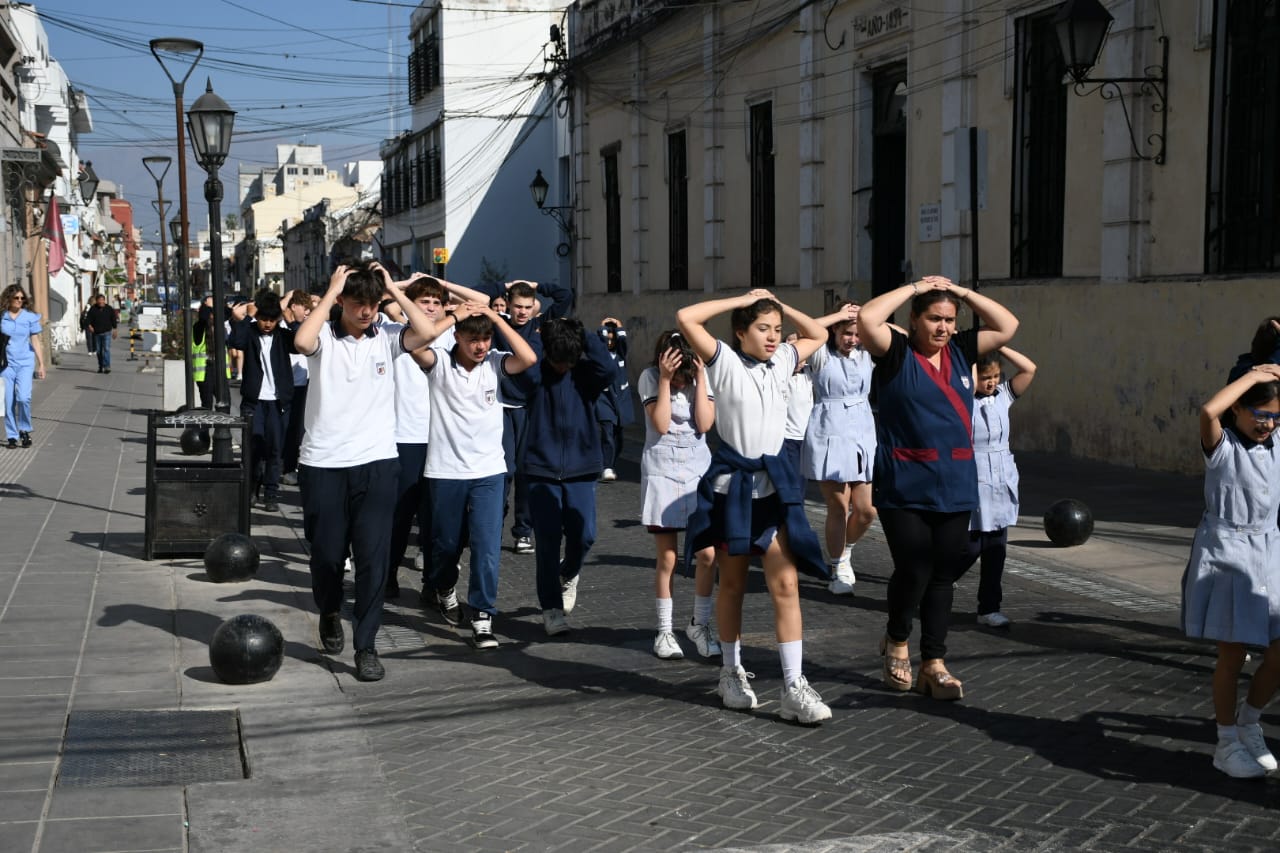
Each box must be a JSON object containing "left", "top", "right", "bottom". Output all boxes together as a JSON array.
[
  {"left": 918, "top": 203, "right": 941, "bottom": 243},
  {"left": 853, "top": 5, "right": 911, "bottom": 48}
]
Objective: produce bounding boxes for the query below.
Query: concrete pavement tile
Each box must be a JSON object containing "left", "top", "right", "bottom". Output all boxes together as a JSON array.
[
  {"left": 0, "top": 820, "right": 37, "bottom": 852},
  {"left": 0, "top": 656, "right": 79, "bottom": 677},
  {"left": 38, "top": 814, "right": 185, "bottom": 853},
  {"left": 77, "top": 655, "right": 179, "bottom": 677},
  {"left": 72, "top": 673, "right": 179, "bottom": 695},
  {"left": 47, "top": 786, "right": 184, "bottom": 819},
  {"left": 0, "top": 789, "right": 45, "bottom": 822},
  {"left": 0, "top": 738, "right": 61, "bottom": 764},
  {"left": 70, "top": 691, "right": 178, "bottom": 712},
  {"left": 0, "top": 676, "right": 71, "bottom": 698},
  {"left": 0, "top": 761, "right": 53, "bottom": 792}
]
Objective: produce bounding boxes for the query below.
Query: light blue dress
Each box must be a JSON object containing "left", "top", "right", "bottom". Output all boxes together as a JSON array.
[
  {"left": 1181, "top": 427, "right": 1280, "bottom": 647},
  {"left": 970, "top": 381, "right": 1020, "bottom": 532},
  {"left": 801, "top": 344, "right": 875, "bottom": 483},
  {"left": 1, "top": 308, "right": 41, "bottom": 440},
  {"left": 638, "top": 367, "right": 712, "bottom": 529}
]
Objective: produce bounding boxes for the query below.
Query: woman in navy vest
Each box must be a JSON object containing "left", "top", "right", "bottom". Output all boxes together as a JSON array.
[{"left": 858, "top": 276, "right": 1019, "bottom": 700}]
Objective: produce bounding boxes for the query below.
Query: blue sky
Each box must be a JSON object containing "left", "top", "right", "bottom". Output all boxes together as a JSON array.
[{"left": 39, "top": 0, "right": 417, "bottom": 248}]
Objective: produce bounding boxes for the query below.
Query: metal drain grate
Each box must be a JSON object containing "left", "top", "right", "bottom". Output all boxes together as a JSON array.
[{"left": 57, "top": 710, "right": 247, "bottom": 787}]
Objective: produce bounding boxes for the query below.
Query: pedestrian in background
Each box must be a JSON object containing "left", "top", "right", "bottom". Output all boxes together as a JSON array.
[
  {"left": 84, "top": 291, "right": 117, "bottom": 374},
  {"left": 1182, "top": 363, "right": 1280, "bottom": 778},
  {"left": 1, "top": 285, "right": 45, "bottom": 449},
  {"left": 280, "top": 290, "right": 316, "bottom": 485},
  {"left": 595, "top": 316, "right": 633, "bottom": 482}
]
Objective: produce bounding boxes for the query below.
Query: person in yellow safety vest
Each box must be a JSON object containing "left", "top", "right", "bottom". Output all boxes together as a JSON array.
[{"left": 192, "top": 299, "right": 229, "bottom": 409}]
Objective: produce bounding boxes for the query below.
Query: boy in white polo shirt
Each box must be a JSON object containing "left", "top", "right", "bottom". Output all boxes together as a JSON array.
[
  {"left": 293, "top": 261, "right": 445, "bottom": 682},
  {"left": 413, "top": 301, "right": 537, "bottom": 649}
]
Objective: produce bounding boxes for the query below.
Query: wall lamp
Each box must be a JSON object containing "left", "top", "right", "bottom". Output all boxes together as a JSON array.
[
  {"left": 529, "top": 169, "right": 573, "bottom": 257},
  {"left": 1054, "top": 0, "right": 1168, "bottom": 165}
]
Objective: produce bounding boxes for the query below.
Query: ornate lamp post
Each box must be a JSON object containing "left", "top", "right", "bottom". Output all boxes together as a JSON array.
[
  {"left": 187, "top": 78, "right": 236, "bottom": 462},
  {"left": 529, "top": 168, "right": 573, "bottom": 257}
]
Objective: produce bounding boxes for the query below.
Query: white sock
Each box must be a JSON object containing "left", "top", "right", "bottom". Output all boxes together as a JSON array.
[
  {"left": 693, "top": 595, "right": 712, "bottom": 626},
  {"left": 655, "top": 597, "right": 673, "bottom": 632},
  {"left": 1218, "top": 724, "right": 1239, "bottom": 745},
  {"left": 1239, "top": 703, "right": 1264, "bottom": 726},
  {"left": 841, "top": 544, "right": 854, "bottom": 563},
  {"left": 779, "top": 640, "right": 803, "bottom": 688},
  {"left": 722, "top": 639, "right": 740, "bottom": 671}
]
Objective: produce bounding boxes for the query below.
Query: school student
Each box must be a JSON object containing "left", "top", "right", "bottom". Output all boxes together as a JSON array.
[
  {"left": 595, "top": 316, "right": 633, "bottom": 482},
  {"left": 414, "top": 301, "right": 537, "bottom": 649},
  {"left": 523, "top": 318, "right": 616, "bottom": 636},
  {"left": 281, "top": 290, "right": 316, "bottom": 486},
  {"left": 237, "top": 290, "right": 296, "bottom": 513},
  {"left": 677, "top": 290, "right": 843, "bottom": 724},
  {"left": 293, "top": 261, "right": 445, "bottom": 682}
]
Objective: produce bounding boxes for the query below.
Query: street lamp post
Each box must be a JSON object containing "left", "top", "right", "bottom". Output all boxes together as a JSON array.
[
  {"left": 151, "top": 37, "right": 203, "bottom": 410},
  {"left": 188, "top": 78, "right": 236, "bottom": 463}
]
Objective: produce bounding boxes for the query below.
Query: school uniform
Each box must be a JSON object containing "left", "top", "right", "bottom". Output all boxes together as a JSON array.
[
  {"left": 1182, "top": 427, "right": 1280, "bottom": 647},
  {"left": 1, "top": 308, "right": 41, "bottom": 442},
  {"left": 298, "top": 320, "right": 406, "bottom": 654},
  {"left": 872, "top": 327, "right": 979, "bottom": 661},
  {"left": 282, "top": 320, "right": 310, "bottom": 475},
  {"left": 425, "top": 346, "right": 509, "bottom": 616},
  {"left": 782, "top": 365, "right": 813, "bottom": 477},
  {"left": 239, "top": 323, "right": 296, "bottom": 503},
  {"left": 596, "top": 327, "right": 634, "bottom": 472},
  {"left": 638, "top": 367, "right": 711, "bottom": 529},
  {"left": 801, "top": 345, "right": 876, "bottom": 483}
]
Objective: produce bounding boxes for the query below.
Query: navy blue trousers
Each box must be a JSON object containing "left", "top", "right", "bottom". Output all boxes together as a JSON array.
[
  {"left": 300, "top": 458, "right": 399, "bottom": 652},
  {"left": 528, "top": 475, "right": 597, "bottom": 610},
  {"left": 501, "top": 407, "right": 533, "bottom": 538},
  {"left": 388, "top": 442, "right": 431, "bottom": 579},
  {"left": 243, "top": 400, "right": 289, "bottom": 500}
]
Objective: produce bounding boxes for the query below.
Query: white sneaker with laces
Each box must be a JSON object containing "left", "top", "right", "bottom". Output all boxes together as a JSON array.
[
  {"left": 779, "top": 675, "right": 832, "bottom": 724},
  {"left": 600, "top": 468, "right": 617, "bottom": 482},
  {"left": 560, "top": 574, "right": 579, "bottom": 614},
  {"left": 827, "top": 560, "right": 855, "bottom": 595},
  {"left": 1236, "top": 723, "right": 1278, "bottom": 771},
  {"left": 653, "top": 631, "right": 684, "bottom": 659},
  {"left": 977, "top": 611, "right": 1012, "bottom": 629},
  {"left": 543, "top": 608, "right": 571, "bottom": 636},
  {"left": 684, "top": 619, "right": 722, "bottom": 658},
  {"left": 513, "top": 536, "right": 534, "bottom": 555},
  {"left": 717, "top": 666, "right": 758, "bottom": 710},
  {"left": 1214, "top": 738, "right": 1268, "bottom": 778},
  {"left": 343, "top": 557, "right": 354, "bottom": 574}
]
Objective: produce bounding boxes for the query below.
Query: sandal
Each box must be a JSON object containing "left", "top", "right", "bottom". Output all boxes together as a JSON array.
[
  {"left": 915, "top": 665, "right": 964, "bottom": 701},
  {"left": 879, "top": 635, "right": 913, "bottom": 692}
]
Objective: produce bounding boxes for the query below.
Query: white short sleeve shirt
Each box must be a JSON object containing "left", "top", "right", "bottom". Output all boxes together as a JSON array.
[
  {"left": 704, "top": 340, "right": 798, "bottom": 497},
  {"left": 299, "top": 321, "right": 405, "bottom": 468},
  {"left": 424, "top": 347, "right": 508, "bottom": 479}
]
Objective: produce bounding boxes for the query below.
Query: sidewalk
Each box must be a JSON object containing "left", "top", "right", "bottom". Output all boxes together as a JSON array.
[{"left": 0, "top": 340, "right": 1272, "bottom": 853}]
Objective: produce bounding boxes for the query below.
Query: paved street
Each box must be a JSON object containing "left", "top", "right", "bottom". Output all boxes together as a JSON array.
[{"left": 0, "top": 342, "right": 1278, "bottom": 853}]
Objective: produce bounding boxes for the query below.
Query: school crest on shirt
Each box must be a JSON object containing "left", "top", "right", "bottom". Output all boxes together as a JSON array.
[
  {"left": 375, "top": 361, "right": 387, "bottom": 376},
  {"left": 485, "top": 389, "right": 496, "bottom": 406},
  {"left": 960, "top": 375, "right": 970, "bottom": 389}
]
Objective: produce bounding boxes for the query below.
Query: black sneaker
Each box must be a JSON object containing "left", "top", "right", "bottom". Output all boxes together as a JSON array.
[
  {"left": 354, "top": 649, "right": 384, "bottom": 682},
  {"left": 434, "top": 588, "right": 461, "bottom": 627},
  {"left": 19, "top": 432, "right": 31, "bottom": 448},
  {"left": 318, "top": 612, "right": 344, "bottom": 654},
  {"left": 103, "top": 368, "right": 111, "bottom": 374},
  {"left": 263, "top": 500, "right": 280, "bottom": 513},
  {"left": 471, "top": 612, "right": 499, "bottom": 650},
  {"left": 5, "top": 439, "right": 14, "bottom": 449}
]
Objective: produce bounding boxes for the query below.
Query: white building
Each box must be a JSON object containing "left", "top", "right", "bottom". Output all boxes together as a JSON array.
[{"left": 379, "top": 0, "right": 569, "bottom": 288}]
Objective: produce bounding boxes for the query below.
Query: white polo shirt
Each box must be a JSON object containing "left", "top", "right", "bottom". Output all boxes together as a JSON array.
[
  {"left": 704, "top": 339, "right": 798, "bottom": 497},
  {"left": 299, "top": 320, "right": 405, "bottom": 468},
  {"left": 424, "top": 347, "right": 508, "bottom": 479},
  {"left": 257, "top": 334, "right": 277, "bottom": 401}
]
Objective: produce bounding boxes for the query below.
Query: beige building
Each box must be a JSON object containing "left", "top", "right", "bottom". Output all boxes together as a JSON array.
[
  {"left": 565, "top": 0, "right": 1267, "bottom": 474},
  {"left": 236, "top": 180, "right": 359, "bottom": 293}
]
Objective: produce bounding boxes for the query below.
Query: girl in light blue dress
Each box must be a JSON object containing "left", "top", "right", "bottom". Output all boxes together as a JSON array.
[
  {"left": 1, "top": 285, "right": 46, "bottom": 448},
  {"left": 1181, "top": 363, "right": 1280, "bottom": 779},
  {"left": 954, "top": 347, "right": 1036, "bottom": 628},
  {"left": 801, "top": 302, "right": 877, "bottom": 594}
]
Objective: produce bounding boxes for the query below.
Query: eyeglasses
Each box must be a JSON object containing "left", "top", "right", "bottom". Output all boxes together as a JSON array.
[{"left": 1247, "top": 406, "right": 1280, "bottom": 425}]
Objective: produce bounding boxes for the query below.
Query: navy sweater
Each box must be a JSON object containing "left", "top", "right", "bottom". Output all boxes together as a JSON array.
[{"left": 522, "top": 332, "right": 615, "bottom": 480}]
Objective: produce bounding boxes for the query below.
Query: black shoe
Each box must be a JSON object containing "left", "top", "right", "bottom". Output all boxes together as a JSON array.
[
  {"left": 354, "top": 649, "right": 384, "bottom": 682},
  {"left": 434, "top": 588, "right": 461, "bottom": 627},
  {"left": 471, "top": 612, "right": 499, "bottom": 650},
  {"left": 19, "top": 432, "right": 30, "bottom": 448},
  {"left": 97, "top": 367, "right": 102, "bottom": 373},
  {"left": 103, "top": 368, "right": 111, "bottom": 374},
  {"left": 319, "top": 613, "right": 344, "bottom": 654},
  {"left": 6, "top": 439, "right": 14, "bottom": 449},
  {"left": 263, "top": 500, "right": 280, "bottom": 513},
  {"left": 385, "top": 573, "right": 401, "bottom": 600}
]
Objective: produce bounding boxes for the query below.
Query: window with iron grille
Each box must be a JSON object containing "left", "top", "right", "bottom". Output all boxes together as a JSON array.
[
  {"left": 1207, "top": 0, "right": 1280, "bottom": 273},
  {"left": 749, "top": 101, "right": 775, "bottom": 287},
  {"left": 668, "top": 130, "right": 688, "bottom": 291},
  {"left": 1010, "top": 9, "right": 1068, "bottom": 278},
  {"left": 408, "top": 15, "right": 441, "bottom": 105},
  {"left": 603, "top": 147, "right": 622, "bottom": 293}
]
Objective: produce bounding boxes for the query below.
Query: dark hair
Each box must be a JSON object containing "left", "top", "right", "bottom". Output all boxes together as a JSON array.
[
  {"left": 507, "top": 281, "right": 537, "bottom": 303},
  {"left": 910, "top": 290, "right": 962, "bottom": 316},
  {"left": 454, "top": 314, "right": 494, "bottom": 339},
  {"left": 729, "top": 298, "right": 782, "bottom": 351},
  {"left": 542, "top": 317, "right": 585, "bottom": 365},
  {"left": 975, "top": 352, "right": 1002, "bottom": 372},
  {"left": 341, "top": 262, "right": 384, "bottom": 306},
  {"left": 254, "top": 290, "right": 282, "bottom": 321},
  {"left": 653, "top": 329, "right": 697, "bottom": 387},
  {"left": 1249, "top": 317, "right": 1280, "bottom": 364},
  {"left": 405, "top": 277, "right": 445, "bottom": 303},
  {"left": 1239, "top": 380, "right": 1280, "bottom": 409},
  {"left": 825, "top": 300, "right": 858, "bottom": 351}
]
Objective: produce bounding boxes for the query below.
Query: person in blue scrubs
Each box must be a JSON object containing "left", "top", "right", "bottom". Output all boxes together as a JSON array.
[
  {"left": 857, "top": 276, "right": 1019, "bottom": 701},
  {"left": 1, "top": 285, "right": 46, "bottom": 449}
]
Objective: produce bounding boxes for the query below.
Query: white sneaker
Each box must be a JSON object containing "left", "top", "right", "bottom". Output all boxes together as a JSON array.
[
  {"left": 599, "top": 468, "right": 617, "bottom": 482},
  {"left": 560, "top": 574, "right": 579, "bottom": 614},
  {"left": 413, "top": 550, "right": 425, "bottom": 572},
  {"left": 779, "top": 675, "right": 833, "bottom": 724},
  {"left": 513, "top": 536, "right": 534, "bottom": 554},
  {"left": 977, "top": 611, "right": 1012, "bottom": 629},
  {"left": 343, "top": 557, "right": 354, "bottom": 574},
  {"left": 684, "top": 619, "right": 722, "bottom": 658},
  {"left": 653, "top": 631, "right": 684, "bottom": 659},
  {"left": 1214, "top": 738, "right": 1268, "bottom": 778},
  {"left": 542, "top": 608, "right": 570, "bottom": 636},
  {"left": 1237, "top": 723, "right": 1278, "bottom": 771},
  {"left": 827, "top": 560, "right": 855, "bottom": 595},
  {"left": 717, "top": 666, "right": 758, "bottom": 710}
]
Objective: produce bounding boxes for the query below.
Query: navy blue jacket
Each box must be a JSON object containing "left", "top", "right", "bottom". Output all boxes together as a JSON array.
[
  {"left": 594, "top": 327, "right": 635, "bottom": 425},
  {"left": 238, "top": 325, "right": 297, "bottom": 407},
  {"left": 522, "top": 332, "right": 615, "bottom": 480}
]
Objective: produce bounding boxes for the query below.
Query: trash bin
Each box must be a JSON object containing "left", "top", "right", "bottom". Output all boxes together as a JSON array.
[{"left": 144, "top": 410, "right": 252, "bottom": 559}]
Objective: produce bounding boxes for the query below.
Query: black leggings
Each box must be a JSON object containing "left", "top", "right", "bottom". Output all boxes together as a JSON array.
[{"left": 880, "top": 508, "right": 971, "bottom": 661}]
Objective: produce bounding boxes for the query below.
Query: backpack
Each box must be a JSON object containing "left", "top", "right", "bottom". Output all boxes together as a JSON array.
[{"left": 0, "top": 330, "right": 8, "bottom": 372}]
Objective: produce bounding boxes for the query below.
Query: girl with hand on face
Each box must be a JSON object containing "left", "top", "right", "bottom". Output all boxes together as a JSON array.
[{"left": 856, "top": 276, "right": 1018, "bottom": 701}]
